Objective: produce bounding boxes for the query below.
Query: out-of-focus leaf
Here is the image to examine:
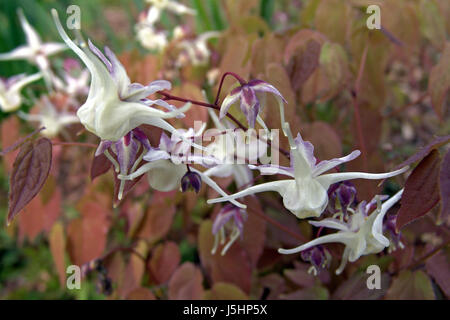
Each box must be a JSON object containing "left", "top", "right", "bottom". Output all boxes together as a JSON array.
[
  {"left": 319, "top": 42, "right": 349, "bottom": 99},
  {"left": 1, "top": 116, "right": 20, "bottom": 172},
  {"left": 284, "top": 29, "right": 326, "bottom": 66},
  {"left": 281, "top": 285, "right": 329, "bottom": 300},
  {"left": 90, "top": 153, "right": 111, "bottom": 181},
  {"left": 439, "top": 149, "right": 450, "bottom": 222},
  {"left": 119, "top": 240, "right": 148, "bottom": 298},
  {"left": 204, "top": 282, "right": 248, "bottom": 300},
  {"left": 425, "top": 250, "right": 450, "bottom": 298},
  {"left": 257, "top": 273, "right": 286, "bottom": 300},
  {"left": 8, "top": 138, "right": 52, "bottom": 225},
  {"left": 198, "top": 220, "right": 252, "bottom": 294},
  {"left": 396, "top": 150, "right": 441, "bottom": 231},
  {"left": 332, "top": 272, "right": 390, "bottom": 300},
  {"left": 428, "top": 43, "right": 450, "bottom": 120},
  {"left": 419, "top": 0, "right": 447, "bottom": 50},
  {"left": 314, "top": 0, "right": 350, "bottom": 45},
  {"left": 289, "top": 39, "right": 321, "bottom": 91},
  {"left": 385, "top": 270, "right": 435, "bottom": 300},
  {"left": 126, "top": 287, "right": 156, "bottom": 300},
  {"left": 18, "top": 189, "right": 61, "bottom": 242},
  {"left": 168, "top": 262, "right": 204, "bottom": 300},
  {"left": 67, "top": 201, "right": 110, "bottom": 266},
  {"left": 135, "top": 191, "right": 177, "bottom": 243},
  {"left": 303, "top": 121, "right": 342, "bottom": 162},
  {"left": 149, "top": 241, "right": 181, "bottom": 284},
  {"left": 49, "top": 221, "right": 66, "bottom": 287}
]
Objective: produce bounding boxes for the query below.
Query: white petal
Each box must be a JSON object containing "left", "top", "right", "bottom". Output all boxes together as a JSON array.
[
  {"left": 18, "top": 10, "right": 41, "bottom": 49},
  {"left": 309, "top": 218, "right": 350, "bottom": 232},
  {"left": 207, "top": 180, "right": 291, "bottom": 206},
  {"left": 372, "top": 189, "right": 404, "bottom": 247},
  {"left": 147, "top": 160, "right": 187, "bottom": 192},
  {"left": 190, "top": 168, "right": 245, "bottom": 208},
  {"left": 316, "top": 166, "right": 409, "bottom": 189},
  {"left": 278, "top": 232, "right": 355, "bottom": 255},
  {"left": 9, "top": 73, "right": 42, "bottom": 93},
  {"left": 41, "top": 42, "right": 67, "bottom": 56},
  {"left": 0, "top": 46, "right": 34, "bottom": 61},
  {"left": 219, "top": 92, "right": 240, "bottom": 119},
  {"left": 312, "top": 150, "right": 361, "bottom": 176}
]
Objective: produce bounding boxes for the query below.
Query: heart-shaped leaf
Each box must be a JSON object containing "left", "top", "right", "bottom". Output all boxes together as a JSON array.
[{"left": 7, "top": 138, "right": 52, "bottom": 225}]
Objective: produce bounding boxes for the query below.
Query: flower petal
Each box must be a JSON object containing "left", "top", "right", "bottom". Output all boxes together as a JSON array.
[
  {"left": 278, "top": 232, "right": 355, "bottom": 254},
  {"left": 316, "top": 166, "right": 409, "bottom": 189},
  {"left": 312, "top": 150, "right": 361, "bottom": 176}
]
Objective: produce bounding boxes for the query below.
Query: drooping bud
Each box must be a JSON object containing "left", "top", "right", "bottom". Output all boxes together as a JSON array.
[
  {"left": 327, "top": 181, "right": 357, "bottom": 215},
  {"left": 300, "top": 245, "right": 332, "bottom": 276},
  {"left": 181, "top": 170, "right": 202, "bottom": 193}
]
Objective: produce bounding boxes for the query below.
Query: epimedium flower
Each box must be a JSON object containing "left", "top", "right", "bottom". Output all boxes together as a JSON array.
[
  {"left": 220, "top": 79, "right": 287, "bottom": 128},
  {"left": 51, "top": 9, "right": 191, "bottom": 143},
  {"left": 176, "top": 31, "right": 221, "bottom": 67},
  {"left": 0, "top": 10, "right": 66, "bottom": 77},
  {"left": 96, "top": 127, "right": 152, "bottom": 201},
  {"left": 18, "top": 95, "right": 79, "bottom": 138},
  {"left": 135, "top": 23, "right": 168, "bottom": 52},
  {"left": 211, "top": 204, "right": 248, "bottom": 256},
  {"left": 278, "top": 189, "right": 404, "bottom": 275},
  {"left": 53, "top": 58, "right": 90, "bottom": 99},
  {"left": 145, "top": 0, "right": 196, "bottom": 25},
  {"left": 202, "top": 109, "right": 255, "bottom": 188},
  {"left": 0, "top": 73, "right": 42, "bottom": 112},
  {"left": 207, "top": 123, "right": 409, "bottom": 219},
  {"left": 118, "top": 128, "right": 246, "bottom": 209}
]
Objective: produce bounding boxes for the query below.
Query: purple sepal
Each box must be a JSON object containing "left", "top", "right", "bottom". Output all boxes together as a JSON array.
[{"left": 181, "top": 171, "right": 202, "bottom": 193}]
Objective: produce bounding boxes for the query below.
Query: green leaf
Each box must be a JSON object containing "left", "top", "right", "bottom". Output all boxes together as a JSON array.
[{"left": 386, "top": 270, "right": 435, "bottom": 300}]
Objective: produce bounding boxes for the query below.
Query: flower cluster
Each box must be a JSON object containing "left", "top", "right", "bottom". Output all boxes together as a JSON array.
[{"left": 0, "top": 6, "right": 410, "bottom": 276}]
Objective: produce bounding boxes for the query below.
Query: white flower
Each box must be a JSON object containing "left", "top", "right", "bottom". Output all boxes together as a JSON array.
[
  {"left": 146, "top": 0, "right": 196, "bottom": 25},
  {"left": 278, "top": 189, "right": 404, "bottom": 275},
  {"left": 18, "top": 96, "right": 79, "bottom": 138},
  {"left": 0, "top": 73, "right": 42, "bottom": 112},
  {"left": 52, "top": 9, "right": 191, "bottom": 143},
  {"left": 207, "top": 123, "right": 408, "bottom": 219},
  {"left": 118, "top": 127, "right": 245, "bottom": 208},
  {"left": 0, "top": 10, "right": 66, "bottom": 74},
  {"left": 202, "top": 109, "right": 255, "bottom": 188},
  {"left": 53, "top": 59, "right": 90, "bottom": 98},
  {"left": 136, "top": 24, "right": 168, "bottom": 52},
  {"left": 176, "top": 32, "right": 220, "bottom": 67}
]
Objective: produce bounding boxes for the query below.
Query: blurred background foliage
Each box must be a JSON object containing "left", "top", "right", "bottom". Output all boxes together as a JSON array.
[{"left": 0, "top": 0, "right": 449, "bottom": 300}]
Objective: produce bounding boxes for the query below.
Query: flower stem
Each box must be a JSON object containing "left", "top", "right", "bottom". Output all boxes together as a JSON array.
[
  {"left": 52, "top": 141, "right": 97, "bottom": 148},
  {"left": 214, "top": 71, "right": 246, "bottom": 105}
]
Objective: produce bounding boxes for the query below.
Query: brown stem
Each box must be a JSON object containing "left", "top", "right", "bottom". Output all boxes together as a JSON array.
[
  {"left": 214, "top": 71, "right": 246, "bottom": 105},
  {"left": 385, "top": 93, "right": 428, "bottom": 118},
  {"left": 160, "top": 91, "right": 291, "bottom": 159},
  {"left": 400, "top": 240, "right": 450, "bottom": 273}
]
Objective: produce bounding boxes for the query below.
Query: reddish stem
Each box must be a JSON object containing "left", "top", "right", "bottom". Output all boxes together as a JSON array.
[{"left": 214, "top": 71, "right": 246, "bottom": 105}]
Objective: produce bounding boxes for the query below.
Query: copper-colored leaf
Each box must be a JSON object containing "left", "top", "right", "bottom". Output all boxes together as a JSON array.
[
  {"left": 198, "top": 220, "right": 252, "bottom": 294},
  {"left": 149, "top": 241, "right": 181, "bottom": 284},
  {"left": 204, "top": 282, "right": 248, "bottom": 300},
  {"left": 126, "top": 288, "right": 156, "bottom": 300},
  {"left": 385, "top": 270, "right": 435, "bottom": 300},
  {"left": 439, "top": 149, "right": 450, "bottom": 221},
  {"left": 168, "top": 262, "right": 204, "bottom": 300},
  {"left": 396, "top": 150, "right": 441, "bottom": 231},
  {"left": 7, "top": 138, "right": 52, "bottom": 225},
  {"left": 425, "top": 250, "right": 450, "bottom": 298},
  {"left": 67, "top": 201, "right": 110, "bottom": 266}
]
